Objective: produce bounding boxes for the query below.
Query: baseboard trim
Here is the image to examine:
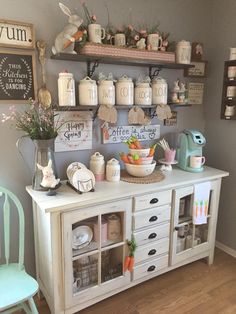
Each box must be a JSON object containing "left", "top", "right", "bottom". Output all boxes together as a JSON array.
[{"left": 216, "top": 241, "right": 236, "bottom": 258}]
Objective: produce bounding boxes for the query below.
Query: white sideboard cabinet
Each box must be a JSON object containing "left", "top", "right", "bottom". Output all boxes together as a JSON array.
[{"left": 26, "top": 167, "right": 228, "bottom": 314}]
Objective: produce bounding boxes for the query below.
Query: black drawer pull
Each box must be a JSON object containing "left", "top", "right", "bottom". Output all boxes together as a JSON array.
[
  {"left": 147, "top": 265, "right": 156, "bottom": 272},
  {"left": 148, "top": 249, "right": 157, "bottom": 256},
  {"left": 149, "top": 216, "right": 158, "bottom": 222},
  {"left": 150, "top": 198, "right": 159, "bottom": 204},
  {"left": 148, "top": 233, "right": 157, "bottom": 239}
]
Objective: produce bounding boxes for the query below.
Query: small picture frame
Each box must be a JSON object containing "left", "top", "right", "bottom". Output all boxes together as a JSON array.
[
  {"left": 187, "top": 82, "right": 204, "bottom": 105},
  {"left": 184, "top": 61, "right": 207, "bottom": 78}
]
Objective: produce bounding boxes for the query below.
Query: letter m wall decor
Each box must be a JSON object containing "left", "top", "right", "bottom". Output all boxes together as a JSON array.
[{"left": 0, "top": 20, "right": 35, "bottom": 49}]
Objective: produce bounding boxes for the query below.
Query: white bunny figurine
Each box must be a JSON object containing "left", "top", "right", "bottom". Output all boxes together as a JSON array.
[
  {"left": 52, "top": 2, "right": 83, "bottom": 55},
  {"left": 37, "top": 159, "right": 60, "bottom": 188}
]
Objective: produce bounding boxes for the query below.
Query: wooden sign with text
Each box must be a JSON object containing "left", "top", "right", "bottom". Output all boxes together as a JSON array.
[
  {"left": 54, "top": 111, "right": 93, "bottom": 152},
  {"left": 0, "top": 49, "right": 36, "bottom": 103},
  {"left": 0, "top": 19, "right": 35, "bottom": 49},
  {"left": 102, "top": 125, "right": 160, "bottom": 144}
]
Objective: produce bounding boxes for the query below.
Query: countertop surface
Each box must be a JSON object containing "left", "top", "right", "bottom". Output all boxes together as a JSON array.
[{"left": 26, "top": 166, "right": 229, "bottom": 213}]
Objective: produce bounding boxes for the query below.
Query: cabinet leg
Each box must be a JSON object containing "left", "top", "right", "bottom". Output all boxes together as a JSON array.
[{"left": 207, "top": 248, "right": 215, "bottom": 265}]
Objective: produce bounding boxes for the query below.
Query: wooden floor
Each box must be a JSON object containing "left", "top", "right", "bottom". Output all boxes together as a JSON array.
[{"left": 32, "top": 249, "right": 236, "bottom": 314}]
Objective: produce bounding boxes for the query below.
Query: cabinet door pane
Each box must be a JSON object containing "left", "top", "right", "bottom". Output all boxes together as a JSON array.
[
  {"left": 101, "top": 246, "right": 124, "bottom": 283},
  {"left": 72, "top": 217, "right": 99, "bottom": 257},
  {"left": 73, "top": 253, "right": 98, "bottom": 294},
  {"left": 101, "top": 212, "right": 124, "bottom": 248}
]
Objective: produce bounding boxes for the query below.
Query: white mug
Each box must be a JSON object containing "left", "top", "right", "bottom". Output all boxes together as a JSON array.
[
  {"left": 147, "top": 33, "right": 162, "bottom": 51},
  {"left": 112, "top": 33, "right": 126, "bottom": 46},
  {"left": 88, "top": 24, "right": 105, "bottom": 43},
  {"left": 190, "top": 156, "right": 206, "bottom": 169}
]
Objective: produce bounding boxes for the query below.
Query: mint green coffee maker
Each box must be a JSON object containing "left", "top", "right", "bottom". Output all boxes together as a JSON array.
[{"left": 177, "top": 129, "right": 206, "bottom": 173}]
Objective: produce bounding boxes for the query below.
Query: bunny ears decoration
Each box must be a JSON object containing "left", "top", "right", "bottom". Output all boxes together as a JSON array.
[{"left": 59, "top": 2, "right": 73, "bottom": 17}]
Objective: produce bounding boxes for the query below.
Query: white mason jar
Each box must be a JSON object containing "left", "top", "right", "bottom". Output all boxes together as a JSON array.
[
  {"left": 98, "top": 80, "right": 115, "bottom": 106},
  {"left": 58, "top": 72, "right": 76, "bottom": 106},
  {"left": 229, "top": 48, "right": 236, "bottom": 60},
  {"left": 227, "top": 86, "right": 236, "bottom": 97},
  {"left": 176, "top": 40, "right": 191, "bottom": 64},
  {"left": 78, "top": 76, "right": 98, "bottom": 106},
  {"left": 116, "top": 75, "right": 134, "bottom": 105},
  {"left": 135, "top": 82, "right": 152, "bottom": 105},
  {"left": 89, "top": 152, "right": 105, "bottom": 181},
  {"left": 152, "top": 77, "right": 168, "bottom": 105},
  {"left": 106, "top": 158, "right": 120, "bottom": 182}
]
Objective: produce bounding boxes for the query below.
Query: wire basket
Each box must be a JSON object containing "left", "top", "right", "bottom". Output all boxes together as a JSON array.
[{"left": 73, "top": 256, "right": 98, "bottom": 291}]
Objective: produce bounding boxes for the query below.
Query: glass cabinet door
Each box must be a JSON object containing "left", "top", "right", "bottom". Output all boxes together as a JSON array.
[
  {"left": 170, "top": 185, "right": 212, "bottom": 265},
  {"left": 62, "top": 199, "right": 132, "bottom": 309}
]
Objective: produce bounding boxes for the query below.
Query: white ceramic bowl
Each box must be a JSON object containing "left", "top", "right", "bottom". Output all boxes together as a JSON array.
[
  {"left": 129, "top": 148, "right": 150, "bottom": 158},
  {"left": 125, "top": 161, "right": 156, "bottom": 177},
  {"left": 127, "top": 155, "right": 153, "bottom": 165}
]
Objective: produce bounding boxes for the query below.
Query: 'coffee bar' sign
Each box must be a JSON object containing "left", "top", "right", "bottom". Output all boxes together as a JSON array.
[
  {"left": 102, "top": 125, "right": 160, "bottom": 144},
  {"left": 0, "top": 19, "right": 35, "bottom": 49}
]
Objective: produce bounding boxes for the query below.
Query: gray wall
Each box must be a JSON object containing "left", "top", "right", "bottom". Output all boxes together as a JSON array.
[
  {"left": 0, "top": 0, "right": 212, "bottom": 275},
  {"left": 205, "top": 0, "right": 236, "bottom": 250}
]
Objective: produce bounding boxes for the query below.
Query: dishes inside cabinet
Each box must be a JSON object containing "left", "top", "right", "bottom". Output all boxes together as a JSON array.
[{"left": 72, "top": 225, "right": 93, "bottom": 250}]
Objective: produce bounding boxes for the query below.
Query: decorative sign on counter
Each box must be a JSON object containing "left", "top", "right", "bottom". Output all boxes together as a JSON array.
[
  {"left": 102, "top": 125, "right": 160, "bottom": 144},
  {"left": 188, "top": 82, "right": 204, "bottom": 105},
  {"left": 164, "top": 111, "right": 177, "bottom": 126},
  {"left": 0, "top": 49, "right": 36, "bottom": 103},
  {"left": 0, "top": 19, "right": 35, "bottom": 49},
  {"left": 54, "top": 111, "right": 93, "bottom": 152}
]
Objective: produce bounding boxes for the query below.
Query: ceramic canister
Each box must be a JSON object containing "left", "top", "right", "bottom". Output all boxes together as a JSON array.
[
  {"left": 78, "top": 76, "right": 98, "bottom": 106},
  {"left": 229, "top": 48, "right": 236, "bottom": 60},
  {"left": 152, "top": 77, "right": 168, "bottom": 105},
  {"left": 106, "top": 158, "right": 120, "bottom": 182},
  {"left": 176, "top": 40, "right": 191, "bottom": 64},
  {"left": 107, "top": 214, "right": 121, "bottom": 241},
  {"left": 116, "top": 75, "right": 134, "bottom": 105},
  {"left": 98, "top": 79, "right": 115, "bottom": 106},
  {"left": 90, "top": 152, "right": 105, "bottom": 181},
  {"left": 135, "top": 82, "right": 152, "bottom": 105},
  {"left": 58, "top": 71, "right": 76, "bottom": 106},
  {"left": 227, "top": 86, "right": 236, "bottom": 97},
  {"left": 228, "top": 66, "right": 236, "bottom": 78}
]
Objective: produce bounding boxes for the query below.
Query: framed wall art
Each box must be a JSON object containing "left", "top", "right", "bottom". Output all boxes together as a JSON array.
[
  {"left": 0, "top": 49, "right": 37, "bottom": 103},
  {"left": 184, "top": 61, "right": 207, "bottom": 78},
  {"left": 0, "top": 19, "right": 35, "bottom": 49},
  {"left": 187, "top": 82, "right": 204, "bottom": 105}
]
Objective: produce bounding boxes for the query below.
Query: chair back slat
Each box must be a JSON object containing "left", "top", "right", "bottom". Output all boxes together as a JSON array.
[
  {"left": 0, "top": 187, "right": 25, "bottom": 269},
  {"left": 3, "top": 194, "right": 10, "bottom": 265}
]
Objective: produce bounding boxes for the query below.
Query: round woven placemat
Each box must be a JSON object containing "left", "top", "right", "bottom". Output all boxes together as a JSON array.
[{"left": 120, "top": 169, "right": 165, "bottom": 184}]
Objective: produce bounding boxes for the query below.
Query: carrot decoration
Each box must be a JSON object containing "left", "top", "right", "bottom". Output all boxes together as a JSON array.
[
  {"left": 148, "top": 143, "right": 157, "bottom": 157},
  {"left": 124, "top": 256, "right": 131, "bottom": 272},
  {"left": 124, "top": 238, "right": 137, "bottom": 273},
  {"left": 119, "top": 152, "right": 130, "bottom": 164}
]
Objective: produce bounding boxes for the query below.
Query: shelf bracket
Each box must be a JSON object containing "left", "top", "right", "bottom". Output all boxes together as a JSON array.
[
  {"left": 149, "top": 66, "right": 162, "bottom": 80},
  {"left": 87, "top": 60, "right": 99, "bottom": 78}
]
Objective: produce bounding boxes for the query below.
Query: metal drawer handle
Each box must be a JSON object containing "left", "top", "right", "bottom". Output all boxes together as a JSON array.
[
  {"left": 147, "top": 265, "right": 156, "bottom": 272},
  {"left": 148, "top": 233, "right": 157, "bottom": 239},
  {"left": 149, "top": 216, "right": 158, "bottom": 222},
  {"left": 148, "top": 249, "right": 157, "bottom": 256},
  {"left": 150, "top": 198, "right": 159, "bottom": 204}
]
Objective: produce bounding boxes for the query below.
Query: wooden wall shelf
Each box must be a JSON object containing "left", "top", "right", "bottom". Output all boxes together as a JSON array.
[{"left": 221, "top": 60, "right": 236, "bottom": 120}]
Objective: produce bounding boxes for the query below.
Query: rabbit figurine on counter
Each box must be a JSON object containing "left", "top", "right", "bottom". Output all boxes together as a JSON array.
[
  {"left": 52, "top": 2, "right": 83, "bottom": 55},
  {"left": 37, "top": 159, "right": 60, "bottom": 189}
]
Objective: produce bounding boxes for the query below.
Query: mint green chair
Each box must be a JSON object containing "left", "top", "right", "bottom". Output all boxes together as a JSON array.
[{"left": 0, "top": 187, "right": 39, "bottom": 314}]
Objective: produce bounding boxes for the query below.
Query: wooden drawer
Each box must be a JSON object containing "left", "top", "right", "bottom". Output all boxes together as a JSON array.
[
  {"left": 134, "top": 190, "right": 172, "bottom": 211},
  {"left": 133, "top": 223, "right": 170, "bottom": 246},
  {"left": 133, "top": 205, "right": 171, "bottom": 230},
  {"left": 134, "top": 237, "right": 169, "bottom": 264},
  {"left": 133, "top": 255, "right": 169, "bottom": 281}
]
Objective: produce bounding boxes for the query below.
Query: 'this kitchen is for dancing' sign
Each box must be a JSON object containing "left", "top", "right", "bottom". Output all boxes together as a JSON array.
[
  {"left": 54, "top": 111, "right": 93, "bottom": 152},
  {"left": 102, "top": 125, "right": 160, "bottom": 144},
  {"left": 0, "top": 49, "right": 36, "bottom": 103}
]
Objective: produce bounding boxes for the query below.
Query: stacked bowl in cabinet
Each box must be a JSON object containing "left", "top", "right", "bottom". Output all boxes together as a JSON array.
[{"left": 132, "top": 190, "right": 172, "bottom": 280}]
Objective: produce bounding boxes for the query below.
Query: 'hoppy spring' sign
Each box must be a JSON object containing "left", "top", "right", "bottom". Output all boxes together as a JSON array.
[
  {"left": 54, "top": 111, "right": 93, "bottom": 152},
  {"left": 102, "top": 125, "right": 160, "bottom": 144}
]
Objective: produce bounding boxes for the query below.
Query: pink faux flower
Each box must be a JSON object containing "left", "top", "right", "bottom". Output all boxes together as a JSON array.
[
  {"left": 128, "top": 25, "right": 133, "bottom": 31},
  {"left": 91, "top": 15, "right": 96, "bottom": 21},
  {"left": 139, "top": 29, "right": 147, "bottom": 35}
]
